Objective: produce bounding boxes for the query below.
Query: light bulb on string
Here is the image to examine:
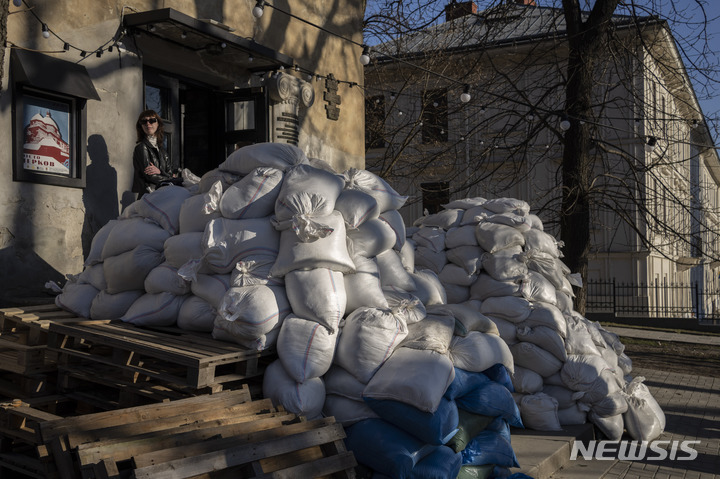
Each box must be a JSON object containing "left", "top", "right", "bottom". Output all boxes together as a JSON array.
[
  {"left": 360, "top": 45, "right": 371, "bottom": 65},
  {"left": 252, "top": 1, "right": 265, "bottom": 18},
  {"left": 645, "top": 136, "right": 657, "bottom": 152},
  {"left": 42, "top": 24, "right": 50, "bottom": 39},
  {"left": 13, "top": 0, "right": 22, "bottom": 7},
  {"left": 460, "top": 84, "right": 471, "bottom": 103},
  {"left": 560, "top": 115, "right": 571, "bottom": 131}
]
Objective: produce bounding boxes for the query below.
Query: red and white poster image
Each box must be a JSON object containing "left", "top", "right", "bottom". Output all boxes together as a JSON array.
[{"left": 22, "top": 98, "right": 71, "bottom": 175}]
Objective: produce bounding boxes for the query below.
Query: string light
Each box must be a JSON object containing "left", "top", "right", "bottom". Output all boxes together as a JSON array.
[
  {"left": 460, "top": 85, "right": 471, "bottom": 103},
  {"left": 253, "top": 1, "right": 266, "bottom": 19},
  {"left": 645, "top": 136, "right": 657, "bottom": 152},
  {"left": 41, "top": 24, "right": 50, "bottom": 39},
  {"left": 560, "top": 115, "right": 571, "bottom": 131},
  {"left": 13, "top": 0, "right": 22, "bottom": 7},
  {"left": 360, "top": 45, "right": 371, "bottom": 65}
]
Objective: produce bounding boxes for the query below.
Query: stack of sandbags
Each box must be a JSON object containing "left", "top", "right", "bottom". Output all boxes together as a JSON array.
[{"left": 411, "top": 196, "right": 665, "bottom": 442}]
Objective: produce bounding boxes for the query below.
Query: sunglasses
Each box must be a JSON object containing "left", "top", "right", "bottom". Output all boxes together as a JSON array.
[{"left": 140, "top": 118, "right": 158, "bottom": 125}]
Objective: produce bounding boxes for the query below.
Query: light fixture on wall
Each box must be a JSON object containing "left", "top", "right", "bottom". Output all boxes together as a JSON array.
[
  {"left": 41, "top": 24, "right": 50, "bottom": 39},
  {"left": 253, "top": 1, "right": 266, "bottom": 18},
  {"left": 360, "top": 45, "right": 371, "bottom": 65},
  {"left": 645, "top": 136, "right": 657, "bottom": 152},
  {"left": 460, "top": 84, "right": 471, "bottom": 103}
]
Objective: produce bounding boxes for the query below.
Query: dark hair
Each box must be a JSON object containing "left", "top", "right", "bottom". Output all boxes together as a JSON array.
[{"left": 135, "top": 109, "right": 165, "bottom": 143}]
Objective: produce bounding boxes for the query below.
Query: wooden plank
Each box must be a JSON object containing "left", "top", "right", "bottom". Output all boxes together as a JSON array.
[
  {"left": 254, "top": 452, "right": 357, "bottom": 479},
  {"left": 131, "top": 421, "right": 346, "bottom": 479}
]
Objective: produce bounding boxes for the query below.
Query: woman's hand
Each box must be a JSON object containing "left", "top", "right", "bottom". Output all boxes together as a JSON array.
[{"left": 144, "top": 164, "right": 161, "bottom": 175}]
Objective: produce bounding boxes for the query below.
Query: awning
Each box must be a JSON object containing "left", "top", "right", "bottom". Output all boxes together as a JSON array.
[
  {"left": 123, "top": 8, "right": 294, "bottom": 74},
  {"left": 11, "top": 49, "right": 100, "bottom": 101}
]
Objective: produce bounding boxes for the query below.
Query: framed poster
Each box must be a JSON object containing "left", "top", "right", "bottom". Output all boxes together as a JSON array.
[{"left": 13, "top": 86, "right": 87, "bottom": 188}]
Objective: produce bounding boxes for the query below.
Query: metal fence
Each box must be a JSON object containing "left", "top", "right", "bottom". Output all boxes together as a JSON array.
[{"left": 586, "top": 279, "right": 720, "bottom": 321}]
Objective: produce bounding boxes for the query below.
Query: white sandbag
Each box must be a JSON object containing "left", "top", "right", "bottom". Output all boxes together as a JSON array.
[
  {"left": 444, "top": 225, "right": 478, "bottom": 248},
  {"left": 487, "top": 316, "right": 518, "bottom": 344},
  {"left": 511, "top": 342, "right": 563, "bottom": 377},
  {"left": 55, "top": 281, "right": 99, "bottom": 318},
  {"left": 589, "top": 411, "right": 624, "bottom": 441},
  {"left": 523, "top": 229, "right": 562, "bottom": 258},
  {"left": 481, "top": 248, "right": 528, "bottom": 281},
  {"left": 617, "top": 353, "right": 633, "bottom": 376},
  {"left": 230, "top": 254, "right": 282, "bottom": 287},
  {"left": 347, "top": 217, "right": 396, "bottom": 258},
  {"left": 400, "top": 313, "right": 455, "bottom": 354},
  {"left": 449, "top": 331, "right": 514, "bottom": 374},
  {"left": 521, "top": 302, "right": 567, "bottom": 338},
  {"left": 561, "top": 354, "right": 613, "bottom": 392},
  {"left": 482, "top": 197, "right": 530, "bottom": 216},
  {"left": 179, "top": 181, "right": 223, "bottom": 233},
  {"left": 544, "top": 372, "right": 565, "bottom": 387},
  {"left": 334, "top": 188, "right": 379, "bottom": 228},
  {"left": 516, "top": 325, "right": 566, "bottom": 362},
  {"left": 363, "top": 347, "right": 455, "bottom": 413},
  {"left": 428, "top": 303, "right": 499, "bottom": 337},
  {"left": 555, "top": 290, "right": 574, "bottom": 314},
  {"left": 475, "top": 222, "right": 525, "bottom": 254},
  {"left": 220, "top": 142, "right": 308, "bottom": 175},
  {"left": 121, "top": 185, "right": 192, "bottom": 234},
  {"left": 485, "top": 212, "right": 532, "bottom": 232},
  {"left": 144, "top": 262, "right": 191, "bottom": 295},
  {"left": 592, "top": 390, "right": 628, "bottom": 417},
  {"left": 480, "top": 296, "right": 531, "bottom": 323},
  {"left": 416, "top": 208, "right": 464, "bottom": 230},
  {"left": 270, "top": 211, "right": 355, "bottom": 277},
  {"left": 344, "top": 255, "right": 388, "bottom": 314},
  {"left": 213, "top": 323, "right": 280, "bottom": 351},
  {"left": 596, "top": 324, "right": 626, "bottom": 355},
  {"left": 274, "top": 164, "right": 344, "bottom": 222},
  {"left": 599, "top": 345, "right": 619, "bottom": 371},
  {"left": 558, "top": 402, "right": 589, "bottom": 425},
  {"left": 439, "top": 263, "right": 476, "bottom": 286},
  {"left": 198, "top": 168, "right": 242, "bottom": 194},
  {"left": 203, "top": 217, "right": 280, "bottom": 274},
  {"left": 580, "top": 318, "right": 612, "bottom": 349},
  {"left": 334, "top": 307, "right": 408, "bottom": 384},
  {"left": 519, "top": 271, "right": 557, "bottom": 305},
  {"left": 163, "top": 232, "right": 208, "bottom": 272},
  {"left": 215, "top": 284, "right": 291, "bottom": 339},
  {"left": 77, "top": 263, "right": 107, "bottom": 291},
  {"left": 527, "top": 214, "right": 544, "bottom": 230},
  {"left": 512, "top": 366, "right": 544, "bottom": 394},
  {"left": 176, "top": 295, "right": 216, "bottom": 332},
  {"left": 324, "top": 365, "right": 367, "bottom": 400},
  {"left": 581, "top": 372, "right": 624, "bottom": 411},
  {"left": 445, "top": 284, "right": 470, "bottom": 304},
  {"left": 89, "top": 289, "right": 144, "bottom": 320},
  {"left": 410, "top": 270, "right": 446, "bottom": 306},
  {"left": 378, "top": 210, "right": 406, "bottom": 251},
  {"left": 624, "top": 396, "right": 663, "bottom": 442},
  {"left": 470, "top": 273, "right": 521, "bottom": 300},
  {"left": 323, "top": 395, "right": 379, "bottom": 427},
  {"left": 285, "top": 268, "right": 346, "bottom": 332},
  {"left": 103, "top": 245, "right": 164, "bottom": 294},
  {"left": 525, "top": 249, "right": 567, "bottom": 291},
  {"left": 278, "top": 315, "right": 337, "bottom": 382},
  {"left": 263, "top": 360, "right": 325, "bottom": 419},
  {"left": 191, "top": 273, "right": 231, "bottom": 308},
  {"left": 564, "top": 318, "right": 602, "bottom": 356},
  {"left": 343, "top": 168, "right": 408, "bottom": 213},
  {"left": 412, "top": 227, "right": 446, "bottom": 253},
  {"left": 384, "top": 290, "right": 426, "bottom": 324},
  {"left": 542, "top": 385, "right": 577, "bottom": 410},
  {"left": 121, "top": 292, "right": 186, "bottom": 326},
  {"left": 459, "top": 205, "right": 493, "bottom": 225},
  {"left": 101, "top": 217, "right": 171, "bottom": 260},
  {"left": 84, "top": 219, "right": 119, "bottom": 266},
  {"left": 625, "top": 376, "right": 665, "bottom": 430},
  {"left": 446, "top": 245, "right": 484, "bottom": 275},
  {"left": 398, "top": 239, "right": 415, "bottom": 272},
  {"left": 445, "top": 197, "right": 486, "bottom": 209},
  {"left": 219, "top": 166, "right": 284, "bottom": 219},
  {"left": 414, "top": 246, "right": 447, "bottom": 274},
  {"left": 376, "top": 249, "right": 416, "bottom": 291},
  {"left": 520, "top": 393, "right": 562, "bottom": 431}
]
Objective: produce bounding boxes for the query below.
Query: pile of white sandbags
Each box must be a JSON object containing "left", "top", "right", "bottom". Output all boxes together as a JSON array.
[
  {"left": 55, "top": 143, "right": 528, "bottom": 476},
  {"left": 411, "top": 196, "right": 665, "bottom": 442}
]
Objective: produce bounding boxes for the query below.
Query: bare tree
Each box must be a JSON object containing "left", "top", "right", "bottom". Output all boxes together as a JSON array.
[{"left": 364, "top": 0, "right": 720, "bottom": 313}]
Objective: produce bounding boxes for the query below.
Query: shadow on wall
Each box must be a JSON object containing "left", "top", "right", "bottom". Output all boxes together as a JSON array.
[
  {"left": 0, "top": 247, "right": 64, "bottom": 308},
  {"left": 83, "top": 135, "right": 119, "bottom": 260}
]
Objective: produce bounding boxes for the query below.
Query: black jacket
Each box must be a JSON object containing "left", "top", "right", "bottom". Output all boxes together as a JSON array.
[{"left": 132, "top": 137, "right": 174, "bottom": 197}]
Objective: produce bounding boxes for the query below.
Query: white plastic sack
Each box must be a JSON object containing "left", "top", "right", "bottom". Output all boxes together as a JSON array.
[
  {"left": 263, "top": 360, "right": 325, "bottom": 419},
  {"left": 163, "top": 232, "right": 209, "bottom": 272},
  {"left": 278, "top": 315, "right": 337, "bottom": 383},
  {"left": 558, "top": 402, "right": 589, "bottom": 425},
  {"left": 516, "top": 325, "right": 567, "bottom": 362},
  {"left": 519, "top": 271, "right": 557, "bottom": 305},
  {"left": 485, "top": 212, "right": 532, "bottom": 232},
  {"left": 565, "top": 318, "right": 602, "bottom": 356},
  {"left": 400, "top": 314, "right": 455, "bottom": 354},
  {"left": 541, "top": 385, "right": 577, "bottom": 410},
  {"left": 480, "top": 296, "right": 532, "bottom": 323},
  {"left": 144, "top": 262, "right": 191, "bottom": 295},
  {"left": 176, "top": 295, "right": 216, "bottom": 332},
  {"left": 482, "top": 197, "right": 530, "bottom": 216},
  {"left": 121, "top": 292, "right": 186, "bottom": 326},
  {"left": 178, "top": 181, "right": 223, "bottom": 233},
  {"left": 624, "top": 396, "right": 663, "bottom": 442},
  {"left": 444, "top": 225, "right": 479, "bottom": 248},
  {"left": 561, "top": 354, "right": 613, "bottom": 392},
  {"left": 591, "top": 390, "right": 628, "bottom": 417},
  {"left": 198, "top": 168, "right": 241, "bottom": 194},
  {"left": 409, "top": 270, "right": 447, "bottom": 306},
  {"left": 324, "top": 364, "right": 367, "bottom": 399},
  {"left": 376, "top": 249, "right": 416, "bottom": 291},
  {"left": 398, "top": 239, "right": 415, "bottom": 272},
  {"left": 475, "top": 222, "right": 525, "bottom": 253},
  {"left": 203, "top": 217, "right": 280, "bottom": 274},
  {"left": 55, "top": 280, "right": 99, "bottom": 318},
  {"left": 220, "top": 142, "right": 308, "bottom": 175},
  {"left": 101, "top": 217, "right": 171, "bottom": 260},
  {"left": 379, "top": 210, "right": 406, "bottom": 251},
  {"left": 449, "top": 331, "right": 514, "bottom": 374},
  {"left": 343, "top": 168, "right": 408, "bottom": 213},
  {"left": 444, "top": 197, "right": 486, "bottom": 209},
  {"left": 589, "top": 411, "right": 624, "bottom": 441},
  {"left": 230, "top": 254, "right": 281, "bottom": 287},
  {"left": 191, "top": 273, "right": 231, "bottom": 308},
  {"left": 274, "top": 164, "right": 344, "bottom": 222},
  {"left": 89, "top": 289, "right": 144, "bottom": 320},
  {"left": 512, "top": 366, "right": 544, "bottom": 394},
  {"left": 446, "top": 245, "right": 484, "bottom": 275},
  {"left": 470, "top": 273, "right": 521, "bottom": 300},
  {"left": 412, "top": 227, "right": 446, "bottom": 253},
  {"left": 511, "top": 342, "right": 563, "bottom": 377},
  {"left": 214, "top": 285, "right": 291, "bottom": 339},
  {"left": 523, "top": 229, "right": 562, "bottom": 258},
  {"left": 481, "top": 248, "right": 528, "bottom": 281},
  {"left": 520, "top": 393, "right": 562, "bottom": 431},
  {"left": 344, "top": 255, "right": 388, "bottom": 314},
  {"left": 459, "top": 205, "right": 492, "bottom": 225},
  {"left": 347, "top": 217, "right": 396, "bottom": 258},
  {"left": 428, "top": 303, "right": 499, "bottom": 336},
  {"left": 285, "top": 268, "right": 346, "bottom": 332},
  {"left": 521, "top": 302, "right": 567, "bottom": 338},
  {"left": 414, "top": 246, "right": 448, "bottom": 275},
  {"left": 84, "top": 219, "right": 119, "bottom": 266},
  {"left": 323, "top": 395, "right": 379, "bottom": 427},
  {"left": 625, "top": 376, "right": 665, "bottom": 430},
  {"left": 103, "top": 245, "right": 164, "bottom": 294},
  {"left": 385, "top": 290, "right": 426, "bottom": 324},
  {"left": 219, "top": 166, "right": 284, "bottom": 219},
  {"left": 334, "top": 188, "right": 379, "bottom": 228},
  {"left": 121, "top": 185, "right": 192, "bottom": 234},
  {"left": 444, "top": 283, "right": 471, "bottom": 304},
  {"left": 488, "top": 316, "right": 518, "bottom": 344},
  {"left": 416, "top": 208, "right": 464, "bottom": 230},
  {"left": 77, "top": 263, "right": 107, "bottom": 291}
]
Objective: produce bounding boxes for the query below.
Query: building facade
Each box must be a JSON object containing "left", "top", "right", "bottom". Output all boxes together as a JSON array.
[
  {"left": 0, "top": 0, "right": 368, "bottom": 305},
  {"left": 364, "top": 1, "right": 720, "bottom": 318}
]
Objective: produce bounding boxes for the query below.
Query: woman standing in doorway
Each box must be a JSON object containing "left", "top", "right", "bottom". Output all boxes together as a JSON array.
[{"left": 132, "top": 109, "right": 178, "bottom": 198}]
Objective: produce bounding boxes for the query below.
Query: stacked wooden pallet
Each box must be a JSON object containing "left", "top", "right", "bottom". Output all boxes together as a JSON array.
[{"left": 2, "top": 387, "right": 356, "bottom": 479}]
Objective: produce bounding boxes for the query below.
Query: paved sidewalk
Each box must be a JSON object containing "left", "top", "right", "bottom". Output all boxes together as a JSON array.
[{"left": 604, "top": 327, "right": 720, "bottom": 347}]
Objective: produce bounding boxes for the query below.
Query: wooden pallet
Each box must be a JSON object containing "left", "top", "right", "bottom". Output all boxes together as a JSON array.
[{"left": 47, "top": 320, "right": 276, "bottom": 390}]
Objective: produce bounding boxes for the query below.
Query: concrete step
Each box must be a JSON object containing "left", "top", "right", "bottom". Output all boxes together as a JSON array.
[
  {"left": 546, "top": 455, "right": 618, "bottom": 479},
  {"left": 510, "top": 423, "right": 596, "bottom": 479}
]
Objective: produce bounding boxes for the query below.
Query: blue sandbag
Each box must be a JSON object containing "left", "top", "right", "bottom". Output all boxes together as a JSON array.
[
  {"left": 345, "top": 418, "right": 437, "bottom": 479},
  {"left": 409, "top": 445, "right": 463, "bottom": 479},
  {"left": 482, "top": 363, "right": 514, "bottom": 393},
  {"left": 446, "top": 368, "right": 523, "bottom": 428},
  {"left": 364, "top": 396, "right": 459, "bottom": 445},
  {"left": 461, "top": 417, "right": 519, "bottom": 468}
]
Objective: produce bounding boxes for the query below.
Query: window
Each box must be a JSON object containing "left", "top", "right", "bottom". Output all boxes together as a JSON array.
[
  {"left": 365, "top": 95, "right": 386, "bottom": 149},
  {"left": 421, "top": 89, "right": 448, "bottom": 144},
  {"left": 421, "top": 181, "right": 450, "bottom": 214}
]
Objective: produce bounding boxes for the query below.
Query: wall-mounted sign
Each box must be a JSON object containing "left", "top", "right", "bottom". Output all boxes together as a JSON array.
[{"left": 323, "top": 74, "right": 341, "bottom": 121}]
